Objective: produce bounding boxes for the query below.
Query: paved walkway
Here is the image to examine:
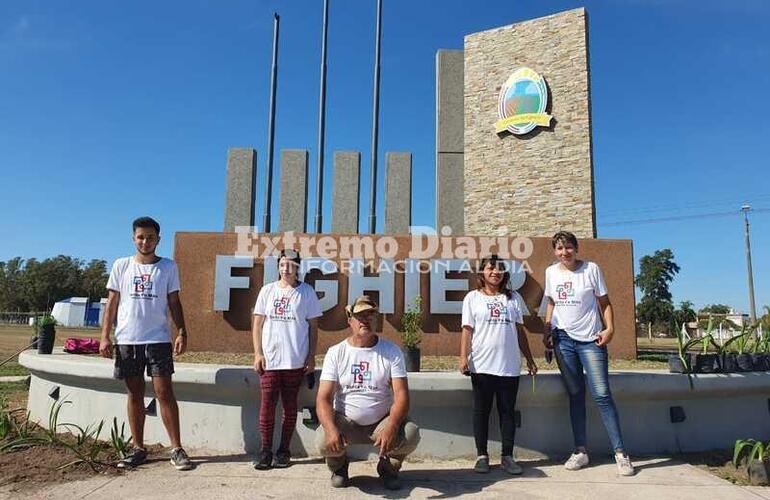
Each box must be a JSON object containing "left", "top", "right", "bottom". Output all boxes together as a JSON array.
[
  {"left": 0, "top": 376, "right": 28, "bottom": 383},
  {"left": 4, "top": 456, "right": 768, "bottom": 500}
]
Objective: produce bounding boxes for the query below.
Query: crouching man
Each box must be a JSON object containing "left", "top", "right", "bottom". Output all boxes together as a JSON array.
[{"left": 315, "top": 295, "right": 420, "bottom": 490}]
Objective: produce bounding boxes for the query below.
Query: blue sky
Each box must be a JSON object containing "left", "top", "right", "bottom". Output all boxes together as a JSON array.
[{"left": 1, "top": 0, "right": 768, "bottom": 314}]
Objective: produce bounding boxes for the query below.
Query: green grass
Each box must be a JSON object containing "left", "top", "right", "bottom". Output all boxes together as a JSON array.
[
  {"left": 0, "top": 324, "right": 99, "bottom": 378},
  {"left": 0, "top": 381, "right": 28, "bottom": 408}
]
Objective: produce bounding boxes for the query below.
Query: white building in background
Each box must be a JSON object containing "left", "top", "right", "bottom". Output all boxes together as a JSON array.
[
  {"left": 51, "top": 297, "right": 89, "bottom": 327},
  {"left": 51, "top": 297, "right": 107, "bottom": 328}
]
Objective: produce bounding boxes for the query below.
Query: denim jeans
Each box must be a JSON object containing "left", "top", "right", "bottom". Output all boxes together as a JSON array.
[{"left": 553, "top": 329, "right": 625, "bottom": 452}]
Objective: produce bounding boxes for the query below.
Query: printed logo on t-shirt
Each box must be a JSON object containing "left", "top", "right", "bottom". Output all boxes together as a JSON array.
[
  {"left": 556, "top": 282, "right": 574, "bottom": 300},
  {"left": 351, "top": 361, "right": 372, "bottom": 383},
  {"left": 131, "top": 274, "right": 158, "bottom": 300},
  {"left": 270, "top": 294, "right": 296, "bottom": 322},
  {"left": 485, "top": 299, "right": 511, "bottom": 325},
  {"left": 555, "top": 281, "right": 580, "bottom": 306},
  {"left": 133, "top": 274, "right": 152, "bottom": 293}
]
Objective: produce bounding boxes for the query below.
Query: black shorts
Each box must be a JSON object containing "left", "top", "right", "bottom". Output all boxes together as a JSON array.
[{"left": 114, "top": 343, "right": 174, "bottom": 379}]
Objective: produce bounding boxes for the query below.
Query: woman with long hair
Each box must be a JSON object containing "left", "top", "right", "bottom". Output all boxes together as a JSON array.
[
  {"left": 460, "top": 255, "right": 537, "bottom": 474},
  {"left": 543, "top": 231, "right": 634, "bottom": 476},
  {"left": 252, "top": 249, "right": 322, "bottom": 469}
]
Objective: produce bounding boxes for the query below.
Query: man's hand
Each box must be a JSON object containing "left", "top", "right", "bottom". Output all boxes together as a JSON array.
[
  {"left": 304, "top": 356, "right": 316, "bottom": 375},
  {"left": 325, "top": 428, "right": 346, "bottom": 455},
  {"left": 99, "top": 337, "right": 113, "bottom": 359},
  {"left": 174, "top": 335, "right": 187, "bottom": 356},
  {"left": 526, "top": 358, "right": 538, "bottom": 376},
  {"left": 253, "top": 354, "right": 266, "bottom": 375},
  {"left": 373, "top": 422, "right": 399, "bottom": 457},
  {"left": 595, "top": 329, "right": 614, "bottom": 347},
  {"left": 458, "top": 356, "right": 469, "bottom": 374}
]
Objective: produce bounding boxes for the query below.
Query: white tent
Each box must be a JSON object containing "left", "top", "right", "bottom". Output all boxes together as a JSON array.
[{"left": 51, "top": 297, "right": 89, "bottom": 327}]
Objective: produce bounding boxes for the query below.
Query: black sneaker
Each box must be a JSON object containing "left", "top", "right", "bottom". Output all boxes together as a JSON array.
[
  {"left": 330, "top": 460, "right": 350, "bottom": 488},
  {"left": 377, "top": 456, "right": 401, "bottom": 490},
  {"left": 117, "top": 447, "right": 147, "bottom": 469},
  {"left": 474, "top": 455, "right": 490, "bottom": 473},
  {"left": 170, "top": 447, "right": 194, "bottom": 471},
  {"left": 253, "top": 450, "right": 273, "bottom": 470},
  {"left": 272, "top": 449, "right": 291, "bottom": 468}
]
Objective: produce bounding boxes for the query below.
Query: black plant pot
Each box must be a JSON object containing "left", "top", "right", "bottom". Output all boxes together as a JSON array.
[
  {"left": 748, "top": 459, "right": 770, "bottom": 486},
  {"left": 668, "top": 355, "right": 688, "bottom": 374},
  {"left": 719, "top": 353, "right": 737, "bottom": 373},
  {"left": 736, "top": 353, "right": 754, "bottom": 372},
  {"left": 691, "top": 353, "right": 719, "bottom": 373},
  {"left": 37, "top": 325, "right": 56, "bottom": 354},
  {"left": 751, "top": 353, "right": 770, "bottom": 372},
  {"left": 404, "top": 347, "right": 420, "bottom": 372}
]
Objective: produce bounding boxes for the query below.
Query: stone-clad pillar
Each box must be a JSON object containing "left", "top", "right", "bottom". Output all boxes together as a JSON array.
[
  {"left": 463, "top": 8, "right": 596, "bottom": 237},
  {"left": 278, "top": 149, "right": 309, "bottom": 233},
  {"left": 331, "top": 151, "right": 360, "bottom": 234},
  {"left": 384, "top": 152, "right": 412, "bottom": 235},
  {"left": 224, "top": 148, "right": 257, "bottom": 232},
  {"left": 436, "top": 50, "right": 465, "bottom": 236}
]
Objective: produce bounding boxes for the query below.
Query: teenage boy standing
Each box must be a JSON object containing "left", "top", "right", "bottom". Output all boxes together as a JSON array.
[{"left": 100, "top": 216, "right": 193, "bottom": 470}]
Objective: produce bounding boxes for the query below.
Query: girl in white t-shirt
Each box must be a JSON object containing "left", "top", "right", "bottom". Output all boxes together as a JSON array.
[
  {"left": 460, "top": 255, "right": 537, "bottom": 475},
  {"left": 252, "top": 250, "right": 322, "bottom": 470},
  {"left": 543, "top": 231, "right": 634, "bottom": 476}
]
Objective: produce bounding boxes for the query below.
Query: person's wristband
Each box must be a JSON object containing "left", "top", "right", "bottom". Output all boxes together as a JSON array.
[{"left": 178, "top": 328, "right": 187, "bottom": 338}]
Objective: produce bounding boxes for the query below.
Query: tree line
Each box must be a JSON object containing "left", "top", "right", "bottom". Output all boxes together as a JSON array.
[
  {"left": 0, "top": 256, "right": 109, "bottom": 312},
  {"left": 635, "top": 248, "right": 770, "bottom": 334}
]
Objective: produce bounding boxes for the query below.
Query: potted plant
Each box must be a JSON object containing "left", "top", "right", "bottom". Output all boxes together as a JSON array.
[
  {"left": 734, "top": 439, "right": 770, "bottom": 486},
  {"left": 689, "top": 319, "right": 719, "bottom": 373},
  {"left": 732, "top": 327, "right": 756, "bottom": 372},
  {"left": 35, "top": 314, "right": 57, "bottom": 354},
  {"left": 717, "top": 328, "right": 750, "bottom": 373},
  {"left": 400, "top": 297, "right": 423, "bottom": 372},
  {"left": 668, "top": 321, "right": 698, "bottom": 374},
  {"left": 751, "top": 330, "right": 770, "bottom": 371}
]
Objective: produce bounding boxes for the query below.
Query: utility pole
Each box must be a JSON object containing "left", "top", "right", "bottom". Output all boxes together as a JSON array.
[
  {"left": 314, "top": 0, "right": 330, "bottom": 233},
  {"left": 368, "top": 0, "right": 383, "bottom": 234},
  {"left": 741, "top": 204, "right": 757, "bottom": 326},
  {"left": 262, "top": 14, "right": 280, "bottom": 233}
]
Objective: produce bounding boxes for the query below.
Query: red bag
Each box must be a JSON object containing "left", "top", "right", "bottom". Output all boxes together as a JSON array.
[{"left": 63, "top": 337, "right": 100, "bottom": 354}]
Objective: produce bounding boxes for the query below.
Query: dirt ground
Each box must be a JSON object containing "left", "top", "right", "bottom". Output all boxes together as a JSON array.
[{"left": 679, "top": 449, "right": 755, "bottom": 486}]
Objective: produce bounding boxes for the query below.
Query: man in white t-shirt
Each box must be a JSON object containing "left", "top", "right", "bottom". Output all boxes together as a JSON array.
[
  {"left": 99, "top": 217, "right": 192, "bottom": 471},
  {"left": 315, "top": 295, "right": 420, "bottom": 490}
]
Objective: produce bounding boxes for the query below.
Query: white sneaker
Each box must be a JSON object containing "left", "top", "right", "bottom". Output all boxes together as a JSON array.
[
  {"left": 564, "top": 452, "right": 589, "bottom": 470},
  {"left": 615, "top": 453, "right": 634, "bottom": 476}
]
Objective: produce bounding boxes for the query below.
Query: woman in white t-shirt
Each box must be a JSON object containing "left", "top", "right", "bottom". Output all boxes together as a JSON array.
[
  {"left": 543, "top": 231, "right": 634, "bottom": 476},
  {"left": 252, "top": 250, "right": 322, "bottom": 470},
  {"left": 460, "top": 255, "right": 537, "bottom": 475}
]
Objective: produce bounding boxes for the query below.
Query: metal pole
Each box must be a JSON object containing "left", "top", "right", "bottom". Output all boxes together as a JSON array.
[
  {"left": 368, "top": 0, "right": 383, "bottom": 234},
  {"left": 314, "top": 0, "right": 330, "bottom": 233},
  {"left": 262, "top": 13, "right": 280, "bottom": 233},
  {"left": 742, "top": 204, "right": 757, "bottom": 325}
]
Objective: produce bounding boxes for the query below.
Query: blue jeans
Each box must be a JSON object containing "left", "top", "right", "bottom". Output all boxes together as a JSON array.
[{"left": 553, "top": 329, "right": 625, "bottom": 452}]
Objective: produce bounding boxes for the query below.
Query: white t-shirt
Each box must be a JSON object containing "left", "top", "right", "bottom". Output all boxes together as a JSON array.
[
  {"left": 253, "top": 281, "right": 323, "bottom": 370},
  {"left": 461, "top": 290, "right": 524, "bottom": 377},
  {"left": 544, "top": 261, "right": 608, "bottom": 342},
  {"left": 106, "top": 256, "right": 180, "bottom": 345},
  {"left": 320, "top": 337, "right": 407, "bottom": 426}
]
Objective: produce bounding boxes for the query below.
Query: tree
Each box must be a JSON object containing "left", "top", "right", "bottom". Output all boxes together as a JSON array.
[
  {"left": 21, "top": 256, "right": 84, "bottom": 311},
  {"left": 81, "top": 259, "right": 109, "bottom": 302},
  {"left": 635, "top": 249, "right": 680, "bottom": 334},
  {"left": 673, "top": 300, "right": 697, "bottom": 327},
  {"left": 0, "top": 257, "right": 28, "bottom": 311},
  {"left": 699, "top": 304, "right": 731, "bottom": 315}
]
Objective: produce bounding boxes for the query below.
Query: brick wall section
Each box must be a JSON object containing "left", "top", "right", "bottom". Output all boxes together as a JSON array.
[{"left": 464, "top": 8, "right": 596, "bottom": 238}]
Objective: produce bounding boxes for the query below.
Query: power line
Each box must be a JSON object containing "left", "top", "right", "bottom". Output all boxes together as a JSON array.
[
  {"left": 600, "top": 193, "right": 770, "bottom": 218},
  {"left": 600, "top": 208, "right": 770, "bottom": 227}
]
